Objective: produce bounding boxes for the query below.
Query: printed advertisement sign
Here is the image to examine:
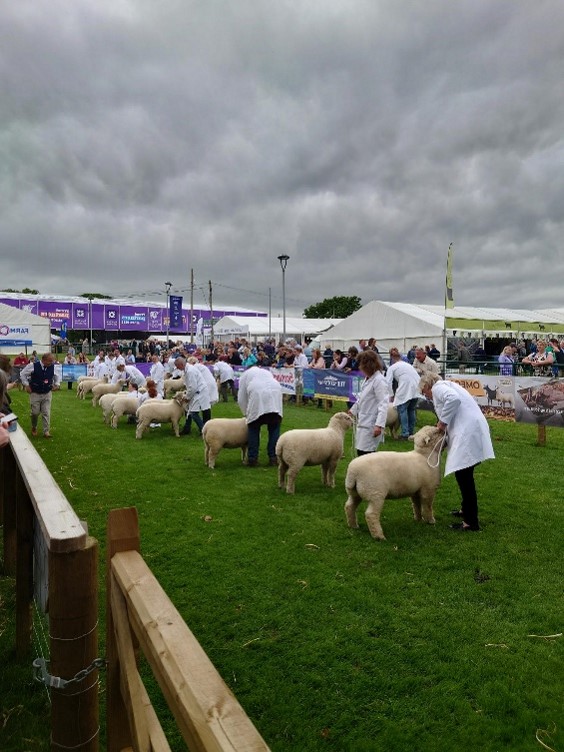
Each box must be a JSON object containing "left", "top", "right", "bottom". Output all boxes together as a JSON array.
[{"left": 0, "top": 323, "right": 32, "bottom": 346}]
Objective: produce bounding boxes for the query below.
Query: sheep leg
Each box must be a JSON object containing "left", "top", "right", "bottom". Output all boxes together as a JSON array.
[
  {"left": 241, "top": 446, "right": 248, "bottom": 465},
  {"left": 111, "top": 413, "right": 118, "bottom": 429},
  {"left": 411, "top": 492, "right": 422, "bottom": 521},
  {"left": 364, "top": 496, "right": 387, "bottom": 540},
  {"left": 172, "top": 417, "right": 180, "bottom": 437},
  {"left": 135, "top": 419, "right": 149, "bottom": 439},
  {"left": 419, "top": 492, "right": 436, "bottom": 524},
  {"left": 323, "top": 458, "right": 338, "bottom": 488},
  {"left": 207, "top": 448, "right": 218, "bottom": 469},
  {"left": 278, "top": 460, "right": 288, "bottom": 489},
  {"left": 285, "top": 468, "right": 299, "bottom": 494},
  {"left": 344, "top": 487, "right": 362, "bottom": 529}
]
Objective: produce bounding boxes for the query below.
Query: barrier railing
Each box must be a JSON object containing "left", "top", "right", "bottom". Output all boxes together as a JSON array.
[
  {"left": 106, "top": 506, "right": 270, "bottom": 752},
  {"left": 0, "top": 425, "right": 99, "bottom": 751}
]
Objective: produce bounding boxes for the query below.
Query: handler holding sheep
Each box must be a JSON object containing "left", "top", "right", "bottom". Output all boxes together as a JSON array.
[
  {"left": 348, "top": 351, "right": 390, "bottom": 455},
  {"left": 237, "top": 366, "right": 283, "bottom": 467},
  {"left": 419, "top": 373, "right": 495, "bottom": 532}
]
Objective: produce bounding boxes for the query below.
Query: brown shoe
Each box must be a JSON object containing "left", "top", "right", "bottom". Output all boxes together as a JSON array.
[
  {"left": 31, "top": 428, "right": 38, "bottom": 437},
  {"left": 43, "top": 432, "right": 53, "bottom": 439},
  {"left": 268, "top": 457, "right": 278, "bottom": 466}
]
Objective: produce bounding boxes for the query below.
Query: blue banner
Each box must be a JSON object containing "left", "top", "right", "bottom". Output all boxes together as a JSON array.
[{"left": 169, "top": 295, "right": 183, "bottom": 329}]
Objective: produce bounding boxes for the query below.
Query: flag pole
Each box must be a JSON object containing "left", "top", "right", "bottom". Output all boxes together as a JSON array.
[{"left": 442, "top": 242, "right": 454, "bottom": 376}]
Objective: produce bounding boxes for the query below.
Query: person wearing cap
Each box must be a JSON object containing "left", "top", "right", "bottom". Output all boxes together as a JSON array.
[{"left": 20, "top": 353, "right": 61, "bottom": 438}]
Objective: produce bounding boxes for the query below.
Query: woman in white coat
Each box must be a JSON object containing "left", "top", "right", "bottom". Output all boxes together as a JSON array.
[
  {"left": 419, "top": 373, "right": 495, "bottom": 532},
  {"left": 238, "top": 366, "right": 283, "bottom": 466},
  {"left": 348, "top": 351, "right": 390, "bottom": 456}
]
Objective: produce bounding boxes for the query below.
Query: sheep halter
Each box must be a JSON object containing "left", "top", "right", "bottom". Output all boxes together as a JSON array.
[{"left": 427, "top": 432, "right": 447, "bottom": 469}]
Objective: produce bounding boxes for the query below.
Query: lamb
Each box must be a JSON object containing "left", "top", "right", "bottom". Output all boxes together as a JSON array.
[
  {"left": 344, "top": 424, "right": 444, "bottom": 540},
  {"left": 91, "top": 381, "right": 124, "bottom": 407},
  {"left": 164, "top": 376, "right": 186, "bottom": 398},
  {"left": 76, "top": 377, "right": 104, "bottom": 399},
  {"left": 386, "top": 405, "right": 401, "bottom": 438},
  {"left": 202, "top": 418, "right": 248, "bottom": 469},
  {"left": 135, "top": 392, "right": 189, "bottom": 438},
  {"left": 99, "top": 393, "right": 121, "bottom": 424},
  {"left": 111, "top": 395, "right": 140, "bottom": 428},
  {"left": 275, "top": 412, "right": 354, "bottom": 494},
  {"left": 496, "top": 388, "right": 514, "bottom": 408}
]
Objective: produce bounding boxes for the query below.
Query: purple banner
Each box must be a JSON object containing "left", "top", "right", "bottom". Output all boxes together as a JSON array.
[
  {"left": 72, "top": 303, "right": 90, "bottom": 328},
  {"left": 148, "top": 308, "right": 163, "bottom": 332},
  {"left": 38, "top": 302, "right": 72, "bottom": 328},
  {"left": 119, "top": 306, "right": 147, "bottom": 329},
  {"left": 19, "top": 299, "right": 40, "bottom": 315},
  {"left": 170, "top": 295, "right": 183, "bottom": 329},
  {"left": 104, "top": 306, "right": 120, "bottom": 329}
]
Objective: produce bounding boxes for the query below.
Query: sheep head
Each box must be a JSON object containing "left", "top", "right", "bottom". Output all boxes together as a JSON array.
[
  {"left": 173, "top": 391, "right": 189, "bottom": 407},
  {"left": 329, "top": 412, "right": 354, "bottom": 432},
  {"left": 412, "top": 425, "right": 444, "bottom": 455}
]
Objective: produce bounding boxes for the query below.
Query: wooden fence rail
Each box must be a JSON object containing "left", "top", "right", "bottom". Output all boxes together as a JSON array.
[
  {"left": 107, "top": 507, "right": 271, "bottom": 752},
  {"left": 0, "top": 425, "right": 99, "bottom": 752}
]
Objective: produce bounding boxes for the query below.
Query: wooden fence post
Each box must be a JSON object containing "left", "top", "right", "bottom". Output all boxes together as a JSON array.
[
  {"left": 16, "top": 473, "right": 34, "bottom": 657},
  {"left": 2, "top": 446, "right": 18, "bottom": 575},
  {"left": 537, "top": 424, "right": 546, "bottom": 446},
  {"left": 49, "top": 537, "right": 99, "bottom": 752},
  {"left": 106, "top": 507, "right": 140, "bottom": 752}
]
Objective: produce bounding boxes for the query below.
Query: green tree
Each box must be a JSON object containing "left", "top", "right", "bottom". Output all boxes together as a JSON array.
[
  {"left": 304, "top": 295, "right": 362, "bottom": 319},
  {"left": 1, "top": 287, "right": 40, "bottom": 294},
  {"left": 79, "top": 292, "right": 112, "bottom": 299}
]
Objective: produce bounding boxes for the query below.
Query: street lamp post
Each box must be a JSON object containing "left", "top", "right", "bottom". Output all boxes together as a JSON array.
[
  {"left": 165, "top": 281, "right": 172, "bottom": 349},
  {"left": 277, "top": 255, "right": 290, "bottom": 342}
]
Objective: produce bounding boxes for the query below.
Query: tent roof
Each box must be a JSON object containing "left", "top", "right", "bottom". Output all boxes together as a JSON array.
[
  {"left": 214, "top": 316, "right": 342, "bottom": 337},
  {"left": 0, "top": 302, "right": 51, "bottom": 352}
]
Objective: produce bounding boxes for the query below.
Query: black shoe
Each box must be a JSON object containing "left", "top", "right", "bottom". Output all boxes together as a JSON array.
[
  {"left": 450, "top": 522, "right": 481, "bottom": 531},
  {"left": 248, "top": 459, "right": 258, "bottom": 467},
  {"left": 180, "top": 425, "right": 191, "bottom": 435},
  {"left": 450, "top": 509, "right": 464, "bottom": 517},
  {"left": 268, "top": 457, "right": 278, "bottom": 466}
]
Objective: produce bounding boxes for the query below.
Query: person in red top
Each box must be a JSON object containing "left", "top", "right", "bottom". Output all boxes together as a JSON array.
[{"left": 13, "top": 352, "right": 29, "bottom": 367}]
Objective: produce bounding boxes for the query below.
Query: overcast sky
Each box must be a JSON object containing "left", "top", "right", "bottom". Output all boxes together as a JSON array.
[{"left": 2, "top": 0, "right": 563, "bottom": 316}]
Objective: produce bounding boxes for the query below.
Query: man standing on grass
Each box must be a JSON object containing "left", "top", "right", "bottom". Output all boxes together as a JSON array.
[
  {"left": 237, "top": 365, "right": 283, "bottom": 467},
  {"left": 20, "top": 353, "right": 61, "bottom": 438}
]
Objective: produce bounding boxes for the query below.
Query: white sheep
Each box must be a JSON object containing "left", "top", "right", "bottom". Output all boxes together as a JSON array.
[
  {"left": 76, "top": 377, "right": 104, "bottom": 399},
  {"left": 202, "top": 418, "right": 248, "bottom": 468},
  {"left": 111, "top": 396, "right": 140, "bottom": 428},
  {"left": 344, "top": 424, "right": 444, "bottom": 540},
  {"left": 496, "top": 388, "right": 514, "bottom": 408},
  {"left": 135, "top": 392, "right": 189, "bottom": 438},
  {"left": 99, "top": 393, "right": 121, "bottom": 424},
  {"left": 164, "top": 376, "right": 186, "bottom": 398},
  {"left": 91, "top": 381, "right": 124, "bottom": 407},
  {"left": 386, "top": 405, "right": 400, "bottom": 438},
  {"left": 275, "top": 412, "right": 354, "bottom": 494}
]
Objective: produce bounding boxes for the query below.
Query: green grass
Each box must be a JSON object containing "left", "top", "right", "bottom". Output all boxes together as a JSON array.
[{"left": 1, "top": 387, "right": 563, "bottom": 751}]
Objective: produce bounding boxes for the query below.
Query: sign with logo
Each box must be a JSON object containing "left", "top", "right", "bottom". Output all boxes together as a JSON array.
[
  {"left": 169, "top": 295, "right": 183, "bottom": 329},
  {"left": 105, "top": 307, "right": 119, "bottom": 329},
  {"left": 0, "top": 323, "right": 32, "bottom": 346}
]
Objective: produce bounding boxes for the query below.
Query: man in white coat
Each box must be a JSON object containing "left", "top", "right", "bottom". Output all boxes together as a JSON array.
[
  {"left": 149, "top": 354, "right": 165, "bottom": 396},
  {"left": 238, "top": 366, "right": 283, "bottom": 466},
  {"left": 420, "top": 373, "right": 494, "bottom": 532},
  {"left": 386, "top": 349, "right": 421, "bottom": 440},
  {"left": 175, "top": 357, "right": 210, "bottom": 436},
  {"left": 213, "top": 360, "right": 237, "bottom": 402}
]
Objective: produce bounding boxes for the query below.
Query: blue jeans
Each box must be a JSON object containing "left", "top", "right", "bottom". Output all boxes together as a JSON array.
[
  {"left": 247, "top": 413, "right": 282, "bottom": 461},
  {"left": 397, "top": 398, "right": 418, "bottom": 438}
]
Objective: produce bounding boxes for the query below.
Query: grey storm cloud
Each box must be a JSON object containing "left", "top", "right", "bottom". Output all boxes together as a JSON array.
[{"left": 1, "top": 0, "right": 564, "bottom": 314}]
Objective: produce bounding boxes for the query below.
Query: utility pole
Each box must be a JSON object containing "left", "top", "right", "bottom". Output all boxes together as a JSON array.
[
  {"left": 209, "top": 280, "right": 214, "bottom": 345},
  {"left": 190, "top": 268, "right": 194, "bottom": 343}
]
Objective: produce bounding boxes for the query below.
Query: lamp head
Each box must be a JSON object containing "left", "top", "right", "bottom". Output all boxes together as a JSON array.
[{"left": 277, "top": 254, "right": 290, "bottom": 271}]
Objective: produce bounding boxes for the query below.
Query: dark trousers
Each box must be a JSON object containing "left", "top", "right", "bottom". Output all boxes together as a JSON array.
[
  {"left": 455, "top": 464, "right": 480, "bottom": 528},
  {"left": 185, "top": 408, "right": 211, "bottom": 435},
  {"left": 247, "top": 413, "right": 282, "bottom": 461}
]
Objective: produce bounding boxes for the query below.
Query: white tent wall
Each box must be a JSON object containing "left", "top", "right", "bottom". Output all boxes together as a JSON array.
[
  {"left": 214, "top": 316, "right": 343, "bottom": 342},
  {"left": 317, "top": 301, "right": 444, "bottom": 353},
  {"left": 0, "top": 302, "right": 51, "bottom": 355}
]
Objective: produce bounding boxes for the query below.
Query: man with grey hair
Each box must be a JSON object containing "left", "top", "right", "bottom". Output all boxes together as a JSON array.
[
  {"left": 413, "top": 347, "right": 440, "bottom": 377},
  {"left": 20, "top": 353, "right": 61, "bottom": 438}
]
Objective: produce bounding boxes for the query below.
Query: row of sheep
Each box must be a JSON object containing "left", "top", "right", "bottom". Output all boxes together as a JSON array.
[
  {"left": 203, "top": 410, "right": 442, "bottom": 541},
  {"left": 75, "top": 375, "right": 189, "bottom": 438},
  {"left": 76, "top": 375, "right": 441, "bottom": 541}
]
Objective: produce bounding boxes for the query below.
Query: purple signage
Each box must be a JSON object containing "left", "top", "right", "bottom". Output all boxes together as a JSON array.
[
  {"left": 105, "top": 306, "right": 119, "bottom": 329},
  {"left": 72, "top": 304, "right": 90, "bottom": 328},
  {"left": 170, "top": 295, "right": 183, "bottom": 329},
  {"left": 148, "top": 308, "right": 163, "bottom": 332},
  {"left": 119, "top": 306, "right": 147, "bottom": 329}
]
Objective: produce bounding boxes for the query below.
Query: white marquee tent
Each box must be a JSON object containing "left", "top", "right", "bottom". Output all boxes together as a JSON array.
[
  {"left": 317, "top": 301, "right": 564, "bottom": 352},
  {"left": 0, "top": 302, "right": 51, "bottom": 355},
  {"left": 214, "top": 316, "right": 342, "bottom": 341}
]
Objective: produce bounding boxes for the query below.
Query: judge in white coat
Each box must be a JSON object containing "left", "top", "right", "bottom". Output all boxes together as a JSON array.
[
  {"left": 175, "top": 357, "right": 211, "bottom": 435},
  {"left": 149, "top": 354, "right": 166, "bottom": 396},
  {"left": 386, "top": 349, "right": 421, "bottom": 439},
  {"left": 348, "top": 351, "right": 390, "bottom": 455},
  {"left": 238, "top": 366, "right": 283, "bottom": 466},
  {"left": 420, "top": 373, "right": 495, "bottom": 532}
]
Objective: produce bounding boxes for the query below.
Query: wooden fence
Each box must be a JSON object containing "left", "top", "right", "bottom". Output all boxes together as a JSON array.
[
  {"left": 0, "top": 425, "right": 99, "bottom": 751},
  {"left": 106, "top": 506, "right": 270, "bottom": 751}
]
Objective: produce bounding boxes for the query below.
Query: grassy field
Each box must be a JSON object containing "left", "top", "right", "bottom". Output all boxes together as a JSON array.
[{"left": 1, "top": 385, "right": 563, "bottom": 751}]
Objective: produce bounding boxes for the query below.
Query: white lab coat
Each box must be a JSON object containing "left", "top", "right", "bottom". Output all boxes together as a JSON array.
[
  {"left": 350, "top": 372, "right": 390, "bottom": 452},
  {"left": 431, "top": 380, "right": 495, "bottom": 476},
  {"left": 238, "top": 367, "right": 283, "bottom": 424},
  {"left": 183, "top": 364, "right": 210, "bottom": 411},
  {"left": 386, "top": 361, "right": 421, "bottom": 406},
  {"left": 213, "top": 361, "right": 235, "bottom": 383},
  {"left": 195, "top": 363, "right": 219, "bottom": 405},
  {"left": 150, "top": 360, "right": 165, "bottom": 395}
]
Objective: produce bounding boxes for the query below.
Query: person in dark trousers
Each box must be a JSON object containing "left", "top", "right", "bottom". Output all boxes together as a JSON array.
[{"left": 20, "top": 353, "right": 61, "bottom": 438}]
